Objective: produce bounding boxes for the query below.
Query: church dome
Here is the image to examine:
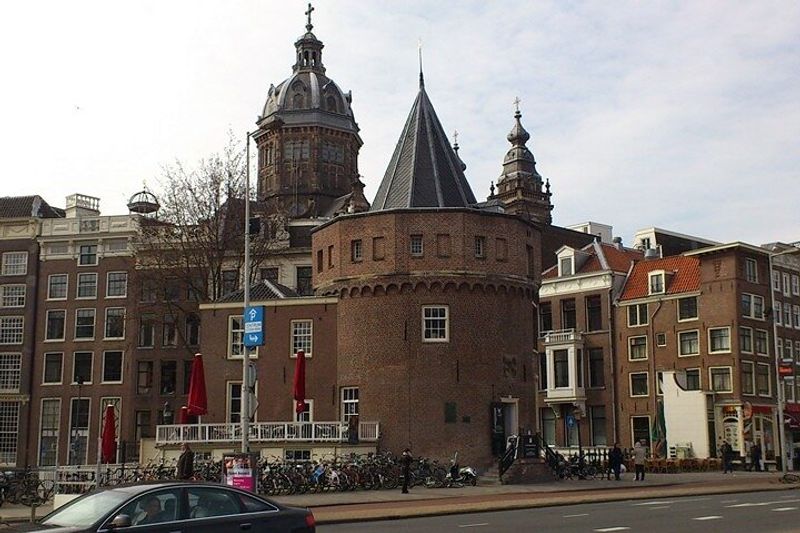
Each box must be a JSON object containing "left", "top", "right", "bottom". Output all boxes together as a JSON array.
[{"left": 258, "top": 15, "right": 357, "bottom": 133}]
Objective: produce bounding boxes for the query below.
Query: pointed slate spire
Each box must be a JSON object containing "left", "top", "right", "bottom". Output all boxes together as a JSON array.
[{"left": 371, "top": 80, "right": 477, "bottom": 210}]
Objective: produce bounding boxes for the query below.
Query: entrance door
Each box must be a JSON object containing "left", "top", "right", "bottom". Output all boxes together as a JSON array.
[{"left": 502, "top": 400, "right": 518, "bottom": 440}]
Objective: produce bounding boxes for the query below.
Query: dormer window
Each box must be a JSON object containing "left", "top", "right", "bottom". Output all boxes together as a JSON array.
[
  {"left": 559, "top": 257, "right": 573, "bottom": 277},
  {"left": 649, "top": 271, "right": 665, "bottom": 295}
]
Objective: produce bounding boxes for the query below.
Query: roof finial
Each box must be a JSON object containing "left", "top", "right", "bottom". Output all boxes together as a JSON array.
[
  {"left": 418, "top": 38, "right": 424, "bottom": 89},
  {"left": 305, "top": 2, "right": 315, "bottom": 32},
  {"left": 513, "top": 96, "right": 522, "bottom": 117},
  {"left": 453, "top": 130, "right": 459, "bottom": 150},
  {"left": 490, "top": 181, "right": 496, "bottom": 196}
]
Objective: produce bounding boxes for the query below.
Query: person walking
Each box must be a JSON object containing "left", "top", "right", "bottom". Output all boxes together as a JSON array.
[
  {"left": 633, "top": 440, "right": 646, "bottom": 481},
  {"left": 609, "top": 443, "right": 624, "bottom": 481},
  {"left": 721, "top": 440, "right": 734, "bottom": 473},
  {"left": 401, "top": 448, "right": 413, "bottom": 494},
  {"left": 751, "top": 442, "right": 762, "bottom": 472},
  {"left": 177, "top": 443, "right": 195, "bottom": 480}
]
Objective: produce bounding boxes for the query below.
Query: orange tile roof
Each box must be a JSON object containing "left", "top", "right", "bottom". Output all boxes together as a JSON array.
[
  {"left": 542, "top": 243, "right": 641, "bottom": 279},
  {"left": 619, "top": 255, "right": 701, "bottom": 301}
]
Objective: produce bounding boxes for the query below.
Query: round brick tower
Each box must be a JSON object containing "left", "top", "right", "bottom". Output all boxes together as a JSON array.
[{"left": 312, "top": 76, "right": 541, "bottom": 467}]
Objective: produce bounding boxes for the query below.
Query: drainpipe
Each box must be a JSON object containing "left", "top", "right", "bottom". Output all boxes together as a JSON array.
[
  {"left": 649, "top": 299, "right": 664, "bottom": 457},
  {"left": 608, "top": 284, "right": 618, "bottom": 444}
]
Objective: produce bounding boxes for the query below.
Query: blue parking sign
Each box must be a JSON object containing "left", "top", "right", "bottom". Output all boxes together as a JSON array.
[{"left": 244, "top": 306, "right": 265, "bottom": 347}]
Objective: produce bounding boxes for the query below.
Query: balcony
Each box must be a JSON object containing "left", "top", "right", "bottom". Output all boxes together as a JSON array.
[
  {"left": 542, "top": 332, "right": 586, "bottom": 405},
  {"left": 542, "top": 329, "right": 582, "bottom": 345},
  {"left": 155, "top": 421, "right": 380, "bottom": 445}
]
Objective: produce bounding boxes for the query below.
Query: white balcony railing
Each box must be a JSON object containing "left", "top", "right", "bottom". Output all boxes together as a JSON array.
[
  {"left": 155, "top": 421, "right": 380, "bottom": 445},
  {"left": 543, "top": 329, "right": 581, "bottom": 344}
]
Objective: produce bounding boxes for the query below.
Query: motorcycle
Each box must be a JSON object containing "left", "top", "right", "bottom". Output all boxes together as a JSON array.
[{"left": 445, "top": 454, "right": 478, "bottom": 487}]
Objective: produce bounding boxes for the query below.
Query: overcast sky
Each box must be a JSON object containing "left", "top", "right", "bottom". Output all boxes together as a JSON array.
[{"left": 2, "top": 1, "right": 798, "bottom": 245}]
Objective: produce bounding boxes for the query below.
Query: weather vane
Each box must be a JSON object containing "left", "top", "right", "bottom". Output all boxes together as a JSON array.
[
  {"left": 305, "top": 2, "right": 315, "bottom": 31},
  {"left": 513, "top": 96, "right": 521, "bottom": 114},
  {"left": 453, "top": 130, "right": 459, "bottom": 145}
]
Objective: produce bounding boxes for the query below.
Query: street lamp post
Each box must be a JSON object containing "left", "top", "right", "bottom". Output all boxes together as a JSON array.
[
  {"left": 71, "top": 376, "right": 84, "bottom": 465},
  {"left": 769, "top": 245, "right": 800, "bottom": 475}
]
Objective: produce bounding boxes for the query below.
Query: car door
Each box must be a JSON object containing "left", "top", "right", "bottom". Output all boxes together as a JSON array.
[
  {"left": 235, "top": 491, "right": 306, "bottom": 532},
  {"left": 98, "top": 488, "right": 184, "bottom": 533}
]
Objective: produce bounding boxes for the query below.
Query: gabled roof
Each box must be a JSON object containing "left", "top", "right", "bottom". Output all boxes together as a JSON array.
[
  {"left": 370, "top": 79, "right": 477, "bottom": 210},
  {"left": 619, "top": 255, "right": 700, "bottom": 301},
  {"left": 216, "top": 279, "right": 299, "bottom": 303},
  {"left": 0, "top": 195, "right": 64, "bottom": 219},
  {"left": 542, "top": 242, "right": 642, "bottom": 279}
]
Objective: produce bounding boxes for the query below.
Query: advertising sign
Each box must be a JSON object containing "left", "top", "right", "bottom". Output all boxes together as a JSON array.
[{"left": 222, "top": 453, "right": 259, "bottom": 492}]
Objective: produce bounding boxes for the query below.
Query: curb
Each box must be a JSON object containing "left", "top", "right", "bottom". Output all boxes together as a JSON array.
[{"left": 312, "top": 481, "right": 798, "bottom": 524}]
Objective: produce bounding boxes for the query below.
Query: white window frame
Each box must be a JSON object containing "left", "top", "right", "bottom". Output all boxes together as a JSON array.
[
  {"left": 784, "top": 303, "right": 792, "bottom": 328},
  {"left": 630, "top": 415, "right": 652, "bottom": 447},
  {"left": 755, "top": 329, "right": 770, "bottom": 356},
  {"left": 792, "top": 274, "right": 800, "bottom": 296},
  {"left": 678, "top": 330, "right": 700, "bottom": 357},
  {"left": 785, "top": 378, "right": 796, "bottom": 403},
  {"left": 629, "top": 372, "right": 649, "bottom": 397},
  {"left": 0, "top": 353, "right": 22, "bottom": 393},
  {"left": 293, "top": 399, "right": 314, "bottom": 422},
  {"left": 42, "top": 352, "right": 63, "bottom": 385},
  {"left": 756, "top": 362, "right": 772, "bottom": 397},
  {"left": 0, "top": 317, "right": 23, "bottom": 345},
  {"left": 745, "top": 258, "right": 758, "bottom": 283},
  {"left": 773, "top": 270, "right": 781, "bottom": 291},
  {"left": 38, "top": 398, "right": 60, "bottom": 467},
  {"left": 291, "top": 319, "right": 313, "bottom": 357},
  {"left": 627, "top": 303, "right": 648, "bottom": 327},
  {"left": 76, "top": 273, "right": 97, "bottom": 299},
  {"left": 628, "top": 335, "right": 648, "bottom": 361},
  {"left": 741, "top": 293, "right": 765, "bottom": 320},
  {"left": 74, "top": 308, "right": 95, "bottom": 340},
  {"left": 794, "top": 305, "right": 800, "bottom": 330},
  {"left": 47, "top": 274, "right": 68, "bottom": 300},
  {"left": 776, "top": 301, "right": 783, "bottom": 325},
  {"left": 227, "top": 381, "right": 242, "bottom": 424},
  {"left": 101, "top": 351, "right": 124, "bottom": 384},
  {"left": 559, "top": 256, "right": 574, "bottom": 277},
  {"left": 422, "top": 305, "right": 449, "bottom": 343},
  {"left": 708, "top": 326, "right": 732, "bottom": 354},
  {"left": 72, "top": 351, "right": 93, "bottom": 385},
  {"left": 648, "top": 271, "right": 665, "bottom": 295},
  {"left": 77, "top": 244, "right": 98, "bottom": 266},
  {"left": 741, "top": 361, "right": 755, "bottom": 396},
  {"left": 103, "top": 307, "right": 126, "bottom": 340},
  {"left": 105, "top": 271, "right": 128, "bottom": 298},
  {"left": 474, "top": 236, "right": 486, "bottom": 259},
  {"left": 1, "top": 252, "right": 27, "bottom": 276},
  {"left": 0, "top": 285, "right": 25, "bottom": 308},
  {"left": 227, "top": 315, "right": 244, "bottom": 359},
  {"left": 162, "top": 315, "right": 177, "bottom": 347},
  {"left": 685, "top": 368, "right": 701, "bottom": 391},
  {"left": 784, "top": 273, "right": 792, "bottom": 297},
  {"left": 677, "top": 296, "right": 698, "bottom": 322},
  {"left": 739, "top": 326, "right": 753, "bottom": 354},
  {"left": 708, "top": 366, "right": 733, "bottom": 393},
  {"left": 340, "top": 386, "right": 359, "bottom": 422},
  {"left": 351, "top": 240, "right": 362, "bottom": 262},
  {"left": 68, "top": 397, "right": 91, "bottom": 465}
]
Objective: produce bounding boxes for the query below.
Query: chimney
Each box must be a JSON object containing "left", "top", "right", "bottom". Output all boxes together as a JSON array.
[{"left": 612, "top": 236, "right": 623, "bottom": 250}]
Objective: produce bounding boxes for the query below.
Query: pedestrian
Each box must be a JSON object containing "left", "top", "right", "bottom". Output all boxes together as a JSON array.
[
  {"left": 633, "top": 440, "right": 646, "bottom": 481},
  {"left": 609, "top": 443, "right": 624, "bottom": 481},
  {"left": 751, "top": 442, "right": 762, "bottom": 472},
  {"left": 721, "top": 440, "right": 734, "bottom": 473},
  {"left": 401, "top": 448, "right": 413, "bottom": 494},
  {"left": 177, "top": 442, "right": 195, "bottom": 480}
]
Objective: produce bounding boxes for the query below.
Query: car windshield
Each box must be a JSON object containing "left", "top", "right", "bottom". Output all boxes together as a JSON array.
[{"left": 41, "top": 490, "right": 131, "bottom": 527}]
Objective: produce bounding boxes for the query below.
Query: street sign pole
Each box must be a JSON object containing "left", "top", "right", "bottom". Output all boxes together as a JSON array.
[{"left": 242, "top": 132, "right": 252, "bottom": 454}]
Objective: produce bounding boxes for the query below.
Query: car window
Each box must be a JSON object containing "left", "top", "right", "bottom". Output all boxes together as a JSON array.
[
  {"left": 115, "top": 489, "right": 181, "bottom": 527},
  {"left": 238, "top": 493, "right": 278, "bottom": 513},
  {"left": 41, "top": 490, "right": 130, "bottom": 528},
  {"left": 187, "top": 487, "right": 242, "bottom": 519}
]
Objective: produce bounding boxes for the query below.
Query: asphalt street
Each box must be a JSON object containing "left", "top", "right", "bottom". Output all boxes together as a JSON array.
[{"left": 321, "top": 490, "right": 800, "bottom": 532}]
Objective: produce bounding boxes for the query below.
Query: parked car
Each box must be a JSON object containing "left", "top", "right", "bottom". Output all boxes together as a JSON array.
[{"left": 6, "top": 481, "right": 315, "bottom": 532}]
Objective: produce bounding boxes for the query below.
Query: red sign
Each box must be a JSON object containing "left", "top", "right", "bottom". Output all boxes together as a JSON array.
[{"left": 779, "top": 365, "right": 794, "bottom": 376}]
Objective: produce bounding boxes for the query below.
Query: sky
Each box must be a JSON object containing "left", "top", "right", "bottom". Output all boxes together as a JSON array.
[{"left": 1, "top": 0, "right": 798, "bottom": 245}]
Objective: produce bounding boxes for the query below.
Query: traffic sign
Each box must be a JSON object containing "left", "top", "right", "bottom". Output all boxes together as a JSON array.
[
  {"left": 243, "top": 306, "right": 265, "bottom": 347},
  {"left": 566, "top": 415, "right": 575, "bottom": 429}
]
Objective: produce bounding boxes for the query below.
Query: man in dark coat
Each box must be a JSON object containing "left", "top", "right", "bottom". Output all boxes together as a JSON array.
[
  {"left": 751, "top": 442, "right": 762, "bottom": 472},
  {"left": 608, "top": 443, "right": 624, "bottom": 481},
  {"left": 177, "top": 443, "right": 195, "bottom": 480},
  {"left": 721, "top": 440, "right": 734, "bottom": 473},
  {"left": 401, "top": 448, "right": 413, "bottom": 494}
]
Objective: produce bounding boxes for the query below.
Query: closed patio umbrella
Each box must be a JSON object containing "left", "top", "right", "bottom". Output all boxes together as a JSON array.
[
  {"left": 187, "top": 353, "right": 208, "bottom": 417},
  {"left": 101, "top": 404, "right": 117, "bottom": 464},
  {"left": 293, "top": 350, "right": 306, "bottom": 414}
]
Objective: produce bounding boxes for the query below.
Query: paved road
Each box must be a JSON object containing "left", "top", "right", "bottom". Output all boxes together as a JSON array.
[{"left": 321, "top": 490, "right": 800, "bottom": 532}]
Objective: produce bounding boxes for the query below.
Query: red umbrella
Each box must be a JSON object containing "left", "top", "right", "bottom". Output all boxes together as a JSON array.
[
  {"left": 187, "top": 353, "right": 208, "bottom": 417},
  {"left": 178, "top": 406, "right": 189, "bottom": 425},
  {"left": 101, "top": 404, "right": 116, "bottom": 464},
  {"left": 293, "top": 350, "right": 306, "bottom": 414}
]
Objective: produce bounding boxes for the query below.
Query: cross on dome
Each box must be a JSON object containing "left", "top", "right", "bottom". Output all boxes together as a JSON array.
[{"left": 305, "top": 2, "right": 315, "bottom": 31}]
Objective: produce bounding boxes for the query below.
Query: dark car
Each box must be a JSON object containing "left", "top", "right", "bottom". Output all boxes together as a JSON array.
[{"left": 6, "top": 482, "right": 315, "bottom": 532}]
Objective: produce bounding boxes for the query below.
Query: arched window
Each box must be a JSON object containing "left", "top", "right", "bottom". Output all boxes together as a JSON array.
[{"left": 325, "top": 95, "right": 338, "bottom": 113}]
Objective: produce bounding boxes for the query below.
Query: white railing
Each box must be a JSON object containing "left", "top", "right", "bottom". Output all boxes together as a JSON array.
[
  {"left": 543, "top": 329, "right": 580, "bottom": 344},
  {"left": 155, "top": 421, "right": 380, "bottom": 445}
]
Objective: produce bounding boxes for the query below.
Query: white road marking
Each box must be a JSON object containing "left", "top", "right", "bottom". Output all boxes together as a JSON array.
[
  {"left": 594, "top": 528, "right": 631, "bottom": 532},
  {"left": 692, "top": 516, "right": 722, "bottom": 521},
  {"left": 458, "top": 523, "right": 489, "bottom": 528},
  {"left": 727, "top": 498, "right": 800, "bottom": 508},
  {"left": 563, "top": 513, "right": 589, "bottom": 517},
  {"left": 648, "top": 506, "right": 671, "bottom": 510},
  {"left": 632, "top": 500, "right": 673, "bottom": 506},
  {"left": 772, "top": 507, "right": 798, "bottom": 512}
]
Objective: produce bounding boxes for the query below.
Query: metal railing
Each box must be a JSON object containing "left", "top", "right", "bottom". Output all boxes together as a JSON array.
[{"left": 155, "top": 421, "right": 380, "bottom": 445}]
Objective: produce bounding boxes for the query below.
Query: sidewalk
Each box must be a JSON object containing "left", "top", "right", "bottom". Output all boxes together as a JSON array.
[{"left": 0, "top": 471, "right": 792, "bottom": 525}]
